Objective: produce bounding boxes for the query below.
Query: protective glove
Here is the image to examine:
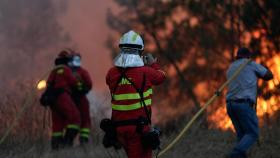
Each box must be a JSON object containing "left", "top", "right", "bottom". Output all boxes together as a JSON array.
[{"left": 143, "top": 53, "right": 157, "bottom": 66}]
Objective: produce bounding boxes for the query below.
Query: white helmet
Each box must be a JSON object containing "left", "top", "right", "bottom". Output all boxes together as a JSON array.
[
  {"left": 119, "top": 30, "right": 144, "bottom": 50},
  {"left": 114, "top": 31, "right": 145, "bottom": 68}
]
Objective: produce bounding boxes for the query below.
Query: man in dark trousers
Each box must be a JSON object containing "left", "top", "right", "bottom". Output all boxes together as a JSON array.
[
  {"left": 226, "top": 48, "right": 273, "bottom": 158},
  {"left": 106, "top": 30, "right": 166, "bottom": 158}
]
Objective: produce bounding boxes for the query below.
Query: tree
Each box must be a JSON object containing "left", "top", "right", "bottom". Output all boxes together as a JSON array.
[{"left": 107, "top": 0, "right": 280, "bottom": 127}]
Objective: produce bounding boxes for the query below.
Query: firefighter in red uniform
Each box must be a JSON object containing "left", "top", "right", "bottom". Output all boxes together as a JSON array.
[
  {"left": 69, "top": 52, "right": 93, "bottom": 145},
  {"left": 105, "top": 30, "right": 166, "bottom": 158},
  {"left": 46, "top": 50, "right": 81, "bottom": 150}
]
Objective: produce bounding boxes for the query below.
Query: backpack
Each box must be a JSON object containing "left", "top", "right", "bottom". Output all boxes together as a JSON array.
[
  {"left": 40, "top": 85, "right": 57, "bottom": 106},
  {"left": 40, "top": 68, "right": 64, "bottom": 107}
]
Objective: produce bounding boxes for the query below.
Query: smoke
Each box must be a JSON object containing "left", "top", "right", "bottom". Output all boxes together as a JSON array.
[
  {"left": 0, "top": 0, "right": 70, "bottom": 92},
  {"left": 86, "top": 90, "right": 111, "bottom": 124},
  {"left": 57, "top": 0, "right": 116, "bottom": 91},
  {"left": 0, "top": 0, "right": 118, "bottom": 123},
  {"left": 56, "top": 0, "right": 118, "bottom": 117},
  {"left": 0, "top": 0, "right": 116, "bottom": 93}
]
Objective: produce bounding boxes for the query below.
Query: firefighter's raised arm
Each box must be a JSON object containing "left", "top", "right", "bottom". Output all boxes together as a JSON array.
[{"left": 144, "top": 53, "right": 166, "bottom": 85}]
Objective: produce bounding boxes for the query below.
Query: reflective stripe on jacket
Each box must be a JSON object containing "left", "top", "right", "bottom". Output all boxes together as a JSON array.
[
  {"left": 112, "top": 88, "right": 153, "bottom": 111},
  {"left": 106, "top": 63, "right": 166, "bottom": 121}
]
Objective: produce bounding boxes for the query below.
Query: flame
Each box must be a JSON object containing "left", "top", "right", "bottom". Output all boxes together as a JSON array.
[
  {"left": 208, "top": 106, "right": 234, "bottom": 131},
  {"left": 209, "top": 53, "right": 280, "bottom": 131},
  {"left": 252, "top": 30, "right": 261, "bottom": 39},
  {"left": 37, "top": 80, "right": 47, "bottom": 90}
]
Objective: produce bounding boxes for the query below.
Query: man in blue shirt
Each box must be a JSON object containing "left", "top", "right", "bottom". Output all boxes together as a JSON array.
[{"left": 226, "top": 48, "right": 273, "bottom": 158}]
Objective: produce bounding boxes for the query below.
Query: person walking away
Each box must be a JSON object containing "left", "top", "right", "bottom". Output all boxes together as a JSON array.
[
  {"left": 226, "top": 48, "right": 273, "bottom": 158},
  {"left": 46, "top": 50, "right": 81, "bottom": 150},
  {"left": 106, "top": 30, "right": 166, "bottom": 158},
  {"left": 69, "top": 52, "right": 93, "bottom": 145}
]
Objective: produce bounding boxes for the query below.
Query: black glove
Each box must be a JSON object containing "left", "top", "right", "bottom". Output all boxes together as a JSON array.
[{"left": 143, "top": 53, "right": 157, "bottom": 66}]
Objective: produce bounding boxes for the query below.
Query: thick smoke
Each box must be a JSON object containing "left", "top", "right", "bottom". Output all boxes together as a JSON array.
[
  {"left": 57, "top": 0, "right": 115, "bottom": 91},
  {"left": 87, "top": 90, "right": 111, "bottom": 125},
  {"left": 0, "top": 0, "right": 70, "bottom": 92},
  {"left": 0, "top": 0, "right": 115, "bottom": 92},
  {"left": 0, "top": 0, "right": 116, "bottom": 121}
]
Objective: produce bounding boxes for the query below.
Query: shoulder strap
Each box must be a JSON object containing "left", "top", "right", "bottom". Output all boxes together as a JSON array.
[
  {"left": 111, "top": 68, "right": 127, "bottom": 101},
  {"left": 138, "top": 74, "right": 152, "bottom": 124}
]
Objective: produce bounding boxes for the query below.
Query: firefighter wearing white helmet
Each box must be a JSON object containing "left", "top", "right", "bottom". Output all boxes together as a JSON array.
[
  {"left": 114, "top": 30, "right": 145, "bottom": 68},
  {"left": 104, "top": 30, "right": 166, "bottom": 158}
]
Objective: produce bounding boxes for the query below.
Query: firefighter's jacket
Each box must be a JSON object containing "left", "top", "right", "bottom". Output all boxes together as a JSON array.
[
  {"left": 106, "top": 63, "right": 166, "bottom": 122},
  {"left": 47, "top": 65, "right": 78, "bottom": 94}
]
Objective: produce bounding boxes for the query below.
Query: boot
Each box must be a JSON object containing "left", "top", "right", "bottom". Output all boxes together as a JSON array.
[
  {"left": 51, "top": 136, "right": 64, "bottom": 150},
  {"left": 64, "top": 128, "right": 79, "bottom": 147}
]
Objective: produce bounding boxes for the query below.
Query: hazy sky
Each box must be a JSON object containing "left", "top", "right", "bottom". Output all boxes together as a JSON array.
[
  {"left": 0, "top": 0, "right": 121, "bottom": 94},
  {"left": 59, "top": 0, "right": 117, "bottom": 92}
]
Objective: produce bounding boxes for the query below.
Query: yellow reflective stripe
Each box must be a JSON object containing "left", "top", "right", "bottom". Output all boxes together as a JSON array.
[
  {"left": 113, "top": 89, "right": 153, "bottom": 101},
  {"left": 80, "top": 128, "right": 90, "bottom": 133},
  {"left": 80, "top": 133, "right": 89, "bottom": 138},
  {"left": 112, "top": 99, "right": 152, "bottom": 111},
  {"left": 67, "top": 124, "right": 80, "bottom": 130},
  {"left": 56, "top": 69, "right": 64, "bottom": 74},
  {"left": 52, "top": 132, "right": 63, "bottom": 137},
  {"left": 53, "top": 65, "right": 65, "bottom": 74}
]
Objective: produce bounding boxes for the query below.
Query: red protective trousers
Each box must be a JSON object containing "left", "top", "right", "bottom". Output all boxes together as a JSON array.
[
  {"left": 51, "top": 93, "right": 81, "bottom": 134},
  {"left": 117, "top": 126, "right": 152, "bottom": 158},
  {"left": 76, "top": 95, "right": 91, "bottom": 140},
  {"left": 73, "top": 67, "right": 92, "bottom": 140},
  {"left": 47, "top": 65, "right": 81, "bottom": 137}
]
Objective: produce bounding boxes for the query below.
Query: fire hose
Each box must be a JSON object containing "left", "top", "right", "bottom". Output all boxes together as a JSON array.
[
  {"left": 0, "top": 72, "right": 49, "bottom": 145},
  {"left": 156, "top": 59, "right": 252, "bottom": 157}
]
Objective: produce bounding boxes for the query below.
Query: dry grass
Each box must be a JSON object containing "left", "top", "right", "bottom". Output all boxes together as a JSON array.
[
  {"left": 0, "top": 87, "right": 279, "bottom": 158},
  {"left": 1, "top": 123, "right": 279, "bottom": 158},
  {"left": 161, "top": 127, "right": 279, "bottom": 158}
]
